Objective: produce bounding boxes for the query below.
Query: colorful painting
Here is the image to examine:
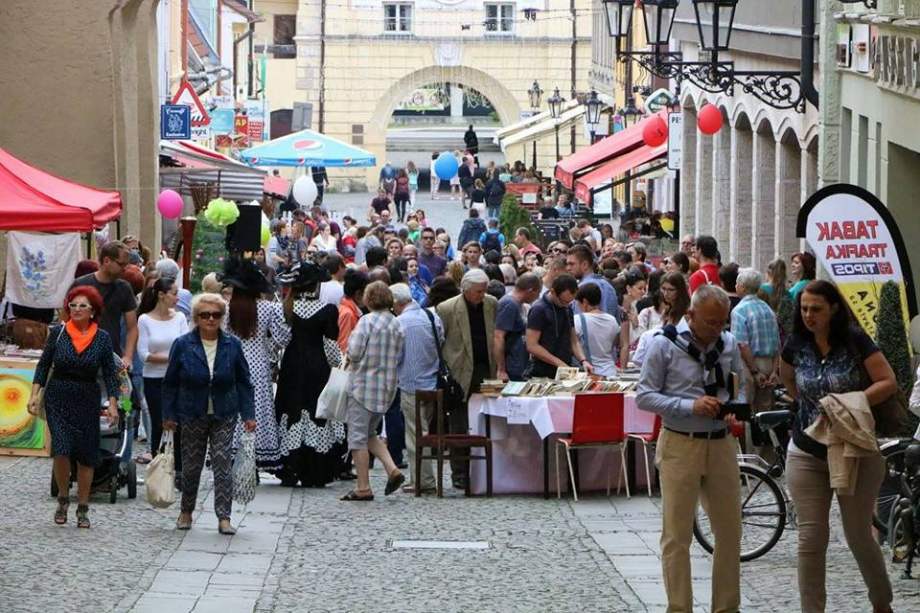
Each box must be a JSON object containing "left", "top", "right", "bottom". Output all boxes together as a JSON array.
[{"left": 0, "top": 360, "right": 49, "bottom": 457}]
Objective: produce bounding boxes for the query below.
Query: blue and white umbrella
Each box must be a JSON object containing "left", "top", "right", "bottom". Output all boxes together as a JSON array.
[{"left": 239, "top": 129, "right": 376, "bottom": 167}]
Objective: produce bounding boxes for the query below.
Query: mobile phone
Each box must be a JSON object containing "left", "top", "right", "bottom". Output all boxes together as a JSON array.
[{"left": 718, "top": 402, "right": 751, "bottom": 421}]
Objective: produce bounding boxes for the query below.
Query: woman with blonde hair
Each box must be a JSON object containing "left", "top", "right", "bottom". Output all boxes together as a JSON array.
[
  {"left": 762, "top": 257, "right": 788, "bottom": 310},
  {"left": 446, "top": 259, "right": 465, "bottom": 287}
]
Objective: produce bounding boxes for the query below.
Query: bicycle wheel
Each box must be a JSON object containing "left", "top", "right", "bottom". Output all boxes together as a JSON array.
[
  {"left": 875, "top": 440, "right": 911, "bottom": 544},
  {"left": 693, "top": 464, "right": 787, "bottom": 562}
]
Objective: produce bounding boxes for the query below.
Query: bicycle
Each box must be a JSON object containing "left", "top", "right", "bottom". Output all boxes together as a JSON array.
[{"left": 692, "top": 403, "right": 898, "bottom": 562}]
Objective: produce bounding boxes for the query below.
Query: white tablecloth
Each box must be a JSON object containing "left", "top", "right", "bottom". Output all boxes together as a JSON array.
[{"left": 466, "top": 393, "right": 656, "bottom": 495}]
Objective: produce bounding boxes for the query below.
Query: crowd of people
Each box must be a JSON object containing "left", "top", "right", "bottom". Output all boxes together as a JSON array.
[{"left": 18, "top": 170, "right": 904, "bottom": 612}]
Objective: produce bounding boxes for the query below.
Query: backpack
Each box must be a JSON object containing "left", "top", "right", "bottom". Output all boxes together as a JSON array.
[{"left": 481, "top": 231, "right": 501, "bottom": 254}]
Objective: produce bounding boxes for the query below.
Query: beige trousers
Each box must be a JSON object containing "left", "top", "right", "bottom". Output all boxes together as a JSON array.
[
  {"left": 400, "top": 390, "right": 436, "bottom": 490},
  {"left": 655, "top": 428, "right": 741, "bottom": 613},
  {"left": 786, "top": 445, "right": 892, "bottom": 612}
]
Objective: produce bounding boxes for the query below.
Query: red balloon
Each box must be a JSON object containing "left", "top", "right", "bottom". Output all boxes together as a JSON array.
[
  {"left": 697, "top": 104, "right": 723, "bottom": 135},
  {"left": 642, "top": 115, "right": 668, "bottom": 147}
]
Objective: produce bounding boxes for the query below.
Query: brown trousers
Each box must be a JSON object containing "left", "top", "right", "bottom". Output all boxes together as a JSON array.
[
  {"left": 786, "top": 445, "right": 892, "bottom": 612},
  {"left": 656, "top": 428, "right": 741, "bottom": 613}
]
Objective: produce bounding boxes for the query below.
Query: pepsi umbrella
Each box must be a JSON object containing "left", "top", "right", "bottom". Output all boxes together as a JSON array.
[{"left": 239, "top": 129, "right": 376, "bottom": 168}]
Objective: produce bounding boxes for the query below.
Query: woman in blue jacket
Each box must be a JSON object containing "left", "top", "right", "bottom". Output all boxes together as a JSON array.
[{"left": 163, "top": 293, "right": 255, "bottom": 535}]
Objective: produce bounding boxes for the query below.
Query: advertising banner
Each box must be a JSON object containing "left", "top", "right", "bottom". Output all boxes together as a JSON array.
[{"left": 797, "top": 184, "right": 917, "bottom": 337}]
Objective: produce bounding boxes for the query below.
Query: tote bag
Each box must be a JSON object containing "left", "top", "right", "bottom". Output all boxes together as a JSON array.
[
  {"left": 146, "top": 431, "right": 176, "bottom": 509},
  {"left": 232, "top": 431, "right": 257, "bottom": 504},
  {"left": 316, "top": 366, "right": 350, "bottom": 422}
]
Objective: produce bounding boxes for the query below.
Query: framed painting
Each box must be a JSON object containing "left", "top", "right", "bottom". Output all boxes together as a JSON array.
[{"left": 0, "top": 359, "right": 50, "bottom": 457}]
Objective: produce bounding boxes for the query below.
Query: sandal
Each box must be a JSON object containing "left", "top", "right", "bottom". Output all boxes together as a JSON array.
[
  {"left": 217, "top": 520, "right": 237, "bottom": 535},
  {"left": 340, "top": 490, "right": 374, "bottom": 501},
  {"left": 75, "top": 504, "right": 90, "bottom": 529},
  {"left": 384, "top": 471, "right": 405, "bottom": 496},
  {"left": 54, "top": 496, "right": 69, "bottom": 525}
]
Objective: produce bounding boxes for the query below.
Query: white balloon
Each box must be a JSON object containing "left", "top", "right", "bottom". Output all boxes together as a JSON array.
[{"left": 292, "top": 175, "right": 318, "bottom": 207}]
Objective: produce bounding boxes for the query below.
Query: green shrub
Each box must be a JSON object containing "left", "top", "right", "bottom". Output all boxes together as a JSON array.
[
  {"left": 188, "top": 213, "right": 228, "bottom": 293},
  {"left": 498, "top": 194, "right": 539, "bottom": 247},
  {"left": 874, "top": 281, "right": 917, "bottom": 435}
]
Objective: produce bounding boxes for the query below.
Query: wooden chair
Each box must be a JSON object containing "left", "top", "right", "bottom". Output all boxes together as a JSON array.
[
  {"left": 415, "top": 389, "right": 493, "bottom": 497},
  {"left": 555, "top": 393, "right": 630, "bottom": 502},
  {"left": 627, "top": 415, "right": 662, "bottom": 497}
]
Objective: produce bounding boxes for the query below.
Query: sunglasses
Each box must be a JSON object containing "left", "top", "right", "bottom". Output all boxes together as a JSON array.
[
  {"left": 68, "top": 303, "right": 92, "bottom": 310},
  {"left": 198, "top": 311, "right": 223, "bottom": 320}
]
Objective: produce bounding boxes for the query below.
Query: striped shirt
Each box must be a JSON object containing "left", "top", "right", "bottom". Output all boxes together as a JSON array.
[
  {"left": 347, "top": 310, "right": 405, "bottom": 413},
  {"left": 397, "top": 301, "right": 444, "bottom": 393},
  {"left": 730, "top": 295, "right": 780, "bottom": 357}
]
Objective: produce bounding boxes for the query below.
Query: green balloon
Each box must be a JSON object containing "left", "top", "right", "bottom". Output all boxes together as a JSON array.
[{"left": 261, "top": 223, "right": 270, "bottom": 246}]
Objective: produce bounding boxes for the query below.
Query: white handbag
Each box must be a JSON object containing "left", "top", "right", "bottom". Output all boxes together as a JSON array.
[
  {"left": 316, "top": 366, "right": 350, "bottom": 422},
  {"left": 232, "top": 430, "right": 257, "bottom": 504},
  {"left": 146, "top": 431, "right": 176, "bottom": 509}
]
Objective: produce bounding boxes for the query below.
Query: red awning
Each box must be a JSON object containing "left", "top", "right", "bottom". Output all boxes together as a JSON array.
[
  {"left": 0, "top": 148, "right": 122, "bottom": 232},
  {"left": 554, "top": 111, "right": 668, "bottom": 189},
  {"left": 574, "top": 143, "right": 668, "bottom": 204}
]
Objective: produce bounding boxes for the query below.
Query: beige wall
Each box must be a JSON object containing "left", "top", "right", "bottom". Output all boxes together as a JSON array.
[
  {"left": 0, "top": 0, "right": 161, "bottom": 251},
  {"left": 290, "top": 0, "right": 592, "bottom": 187}
]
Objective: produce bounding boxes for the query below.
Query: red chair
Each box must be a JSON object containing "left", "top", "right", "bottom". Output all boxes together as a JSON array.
[
  {"left": 555, "top": 393, "right": 631, "bottom": 501},
  {"left": 627, "top": 415, "right": 662, "bottom": 497}
]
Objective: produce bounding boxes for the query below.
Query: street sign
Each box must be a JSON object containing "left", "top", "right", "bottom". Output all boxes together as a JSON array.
[
  {"left": 171, "top": 80, "right": 210, "bottom": 140},
  {"left": 667, "top": 112, "right": 683, "bottom": 171},
  {"left": 160, "top": 104, "right": 191, "bottom": 140}
]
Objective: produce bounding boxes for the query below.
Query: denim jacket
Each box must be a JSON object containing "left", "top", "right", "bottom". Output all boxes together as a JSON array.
[{"left": 162, "top": 329, "right": 255, "bottom": 423}]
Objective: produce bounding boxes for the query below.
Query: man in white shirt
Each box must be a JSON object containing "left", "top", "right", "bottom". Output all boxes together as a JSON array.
[{"left": 319, "top": 253, "right": 346, "bottom": 306}]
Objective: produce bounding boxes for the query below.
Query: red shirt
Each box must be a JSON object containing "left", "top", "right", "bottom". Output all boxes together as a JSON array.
[{"left": 689, "top": 263, "right": 722, "bottom": 294}]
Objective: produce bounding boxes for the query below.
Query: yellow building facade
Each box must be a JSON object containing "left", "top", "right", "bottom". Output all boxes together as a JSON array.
[{"left": 267, "top": 0, "right": 595, "bottom": 187}]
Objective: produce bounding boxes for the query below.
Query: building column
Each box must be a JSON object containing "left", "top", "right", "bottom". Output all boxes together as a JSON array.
[
  {"left": 681, "top": 107, "right": 698, "bottom": 237},
  {"left": 729, "top": 121, "right": 753, "bottom": 264},
  {"left": 752, "top": 126, "right": 777, "bottom": 271},
  {"left": 695, "top": 134, "right": 713, "bottom": 238},
  {"left": 712, "top": 119, "right": 732, "bottom": 250},
  {"left": 775, "top": 135, "right": 803, "bottom": 261}
]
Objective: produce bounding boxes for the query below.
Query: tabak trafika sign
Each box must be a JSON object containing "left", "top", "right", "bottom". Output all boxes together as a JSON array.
[{"left": 799, "top": 184, "right": 916, "bottom": 337}]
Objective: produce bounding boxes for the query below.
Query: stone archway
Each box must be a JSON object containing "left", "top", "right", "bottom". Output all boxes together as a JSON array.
[
  {"left": 363, "top": 65, "right": 521, "bottom": 180},
  {"left": 775, "top": 128, "right": 802, "bottom": 261},
  {"left": 681, "top": 100, "right": 698, "bottom": 238},
  {"left": 712, "top": 106, "right": 732, "bottom": 250},
  {"left": 730, "top": 112, "right": 754, "bottom": 264},
  {"left": 752, "top": 118, "right": 776, "bottom": 271}
]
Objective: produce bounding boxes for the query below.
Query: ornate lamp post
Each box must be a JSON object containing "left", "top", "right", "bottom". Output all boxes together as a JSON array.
[
  {"left": 584, "top": 89, "right": 603, "bottom": 144},
  {"left": 528, "top": 80, "right": 544, "bottom": 169},
  {"left": 547, "top": 87, "right": 565, "bottom": 162}
]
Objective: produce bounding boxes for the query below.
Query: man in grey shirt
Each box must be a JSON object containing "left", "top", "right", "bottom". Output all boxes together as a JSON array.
[{"left": 636, "top": 285, "right": 745, "bottom": 613}]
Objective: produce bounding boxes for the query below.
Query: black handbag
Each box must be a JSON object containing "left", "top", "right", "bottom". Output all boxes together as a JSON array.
[{"left": 423, "top": 309, "right": 466, "bottom": 428}]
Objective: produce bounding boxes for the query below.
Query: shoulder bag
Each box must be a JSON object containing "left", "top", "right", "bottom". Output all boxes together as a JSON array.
[
  {"left": 424, "top": 309, "right": 465, "bottom": 427},
  {"left": 33, "top": 326, "right": 67, "bottom": 419},
  {"left": 848, "top": 338, "right": 908, "bottom": 437}
]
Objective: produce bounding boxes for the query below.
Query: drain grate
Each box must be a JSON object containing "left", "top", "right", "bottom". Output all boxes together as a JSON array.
[{"left": 389, "top": 540, "right": 490, "bottom": 550}]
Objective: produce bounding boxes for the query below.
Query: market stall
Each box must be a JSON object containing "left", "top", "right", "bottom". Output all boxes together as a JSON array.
[{"left": 467, "top": 391, "right": 655, "bottom": 496}]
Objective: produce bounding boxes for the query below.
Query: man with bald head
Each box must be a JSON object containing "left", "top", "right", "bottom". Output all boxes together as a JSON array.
[
  {"left": 636, "top": 284, "right": 745, "bottom": 613},
  {"left": 435, "top": 269, "right": 497, "bottom": 490}
]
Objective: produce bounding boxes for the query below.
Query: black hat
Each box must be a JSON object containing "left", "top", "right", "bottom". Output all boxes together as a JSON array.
[
  {"left": 277, "top": 260, "right": 330, "bottom": 290},
  {"left": 220, "top": 257, "right": 271, "bottom": 295}
]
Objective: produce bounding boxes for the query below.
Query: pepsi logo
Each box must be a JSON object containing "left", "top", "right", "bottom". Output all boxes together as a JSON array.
[{"left": 293, "top": 139, "right": 321, "bottom": 150}]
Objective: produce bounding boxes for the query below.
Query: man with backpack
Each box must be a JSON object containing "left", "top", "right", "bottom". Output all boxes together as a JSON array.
[
  {"left": 485, "top": 173, "right": 506, "bottom": 219},
  {"left": 479, "top": 219, "right": 505, "bottom": 255}
]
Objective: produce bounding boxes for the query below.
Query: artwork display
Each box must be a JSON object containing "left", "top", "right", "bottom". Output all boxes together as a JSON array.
[{"left": 0, "top": 359, "right": 49, "bottom": 457}]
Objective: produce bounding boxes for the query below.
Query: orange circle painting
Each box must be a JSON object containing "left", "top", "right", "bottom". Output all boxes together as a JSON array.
[{"left": 0, "top": 372, "right": 44, "bottom": 449}]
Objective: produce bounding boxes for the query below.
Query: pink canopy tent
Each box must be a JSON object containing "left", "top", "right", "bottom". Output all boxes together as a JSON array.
[{"left": 0, "top": 148, "right": 122, "bottom": 232}]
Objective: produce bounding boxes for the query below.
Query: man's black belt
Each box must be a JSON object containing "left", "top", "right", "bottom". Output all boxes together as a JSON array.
[{"left": 665, "top": 427, "right": 727, "bottom": 440}]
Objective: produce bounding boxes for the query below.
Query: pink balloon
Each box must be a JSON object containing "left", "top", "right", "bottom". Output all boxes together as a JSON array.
[{"left": 157, "top": 189, "right": 184, "bottom": 219}]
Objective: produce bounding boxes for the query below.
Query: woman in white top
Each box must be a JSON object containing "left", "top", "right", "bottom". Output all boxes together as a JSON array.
[
  {"left": 574, "top": 283, "right": 621, "bottom": 378},
  {"left": 631, "top": 272, "right": 691, "bottom": 368},
  {"left": 618, "top": 269, "right": 648, "bottom": 367},
  {"left": 137, "top": 277, "right": 189, "bottom": 466},
  {"left": 309, "top": 222, "right": 338, "bottom": 253}
]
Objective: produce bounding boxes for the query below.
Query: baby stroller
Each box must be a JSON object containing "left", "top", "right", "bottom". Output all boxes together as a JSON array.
[{"left": 49, "top": 360, "right": 138, "bottom": 503}]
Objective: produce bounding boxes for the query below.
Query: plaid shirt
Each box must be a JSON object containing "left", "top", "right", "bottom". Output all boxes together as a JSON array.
[
  {"left": 730, "top": 295, "right": 780, "bottom": 357},
  {"left": 347, "top": 310, "right": 405, "bottom": 413}
]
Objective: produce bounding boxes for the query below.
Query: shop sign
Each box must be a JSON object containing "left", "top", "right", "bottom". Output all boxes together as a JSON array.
[
  {"left": 798, "top": 183, "right": 917, "bottom": 337},
  {"left": 160, "top": 104, "right": 191, "bottom": 140},
  {"left": 667, "top": 113, "right": 683, "bottom": 171}
]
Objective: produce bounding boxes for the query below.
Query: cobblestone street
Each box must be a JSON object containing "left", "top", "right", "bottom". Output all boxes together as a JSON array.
[{"left": 3, "top": 452, "right": 919, "bottom": 613}]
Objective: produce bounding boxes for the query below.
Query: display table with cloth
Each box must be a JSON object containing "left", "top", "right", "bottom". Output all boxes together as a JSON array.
[{"left": 467, "top": 393, "right": 655, "bottom": 495}]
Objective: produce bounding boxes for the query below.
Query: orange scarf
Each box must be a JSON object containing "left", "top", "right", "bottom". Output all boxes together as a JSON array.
[{"left": 65, "top": 320, "right": 98, "bottom": 355}]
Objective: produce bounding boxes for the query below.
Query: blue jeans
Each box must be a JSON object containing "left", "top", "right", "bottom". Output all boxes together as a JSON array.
[{"left": 487, "top": 204, "right": 500, "bottom": 219}]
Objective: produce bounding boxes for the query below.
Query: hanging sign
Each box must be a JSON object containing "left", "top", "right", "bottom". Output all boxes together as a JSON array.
[
  {"left": 798, "top": 183, "right": 917, "bottom": 337},
  {"left": 667, "top": 112, "right": 683, "bottom": 171},
  {"left": 160, "top": 105, "right": 191, "bottom": 140}
]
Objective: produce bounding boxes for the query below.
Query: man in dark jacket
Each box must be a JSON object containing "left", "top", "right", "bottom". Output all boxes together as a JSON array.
[
  {"left": 458, "top": 208, "right": 487, "bottom": 249},
  {"left": 464, "top": 124, "right": 479, "bottom": 155},
  {"left": 485, "top": 175, "right": 506, "bottom": 219}
]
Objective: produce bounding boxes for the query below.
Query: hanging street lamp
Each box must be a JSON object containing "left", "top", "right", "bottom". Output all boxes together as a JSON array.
[
  {"left": 609, "top": 0, "right": 811, "bottom": 112},
  {"left": 547, "top": 87, "right": 566, "bottom": 161},
  {"left": 584, "top": 89, "right": 603, "bottom": 143},
  {"left": 602, "top": 0, "right": 635, "bottom": 52}
]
